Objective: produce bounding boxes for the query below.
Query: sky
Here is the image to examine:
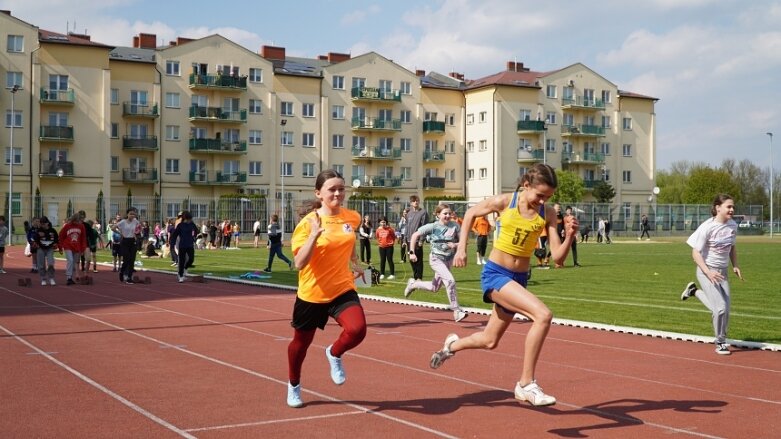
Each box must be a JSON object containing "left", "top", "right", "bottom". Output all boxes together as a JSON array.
[{"left": 3, "top": 0, "right": 780, "bottom": 171}]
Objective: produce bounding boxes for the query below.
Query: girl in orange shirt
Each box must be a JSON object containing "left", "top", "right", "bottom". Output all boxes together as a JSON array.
[{"left": 375, "top": 216, "right": 397, "bottom": 280}]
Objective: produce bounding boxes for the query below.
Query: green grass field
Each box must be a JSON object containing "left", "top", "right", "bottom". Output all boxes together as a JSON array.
[{"left": 98, "top": 237, "right": 781, "bottom": 344}]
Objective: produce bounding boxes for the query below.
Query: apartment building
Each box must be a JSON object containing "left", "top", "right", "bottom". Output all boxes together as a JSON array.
[{"left": 2, "top": 10, "right": 656, "bottom": 233}]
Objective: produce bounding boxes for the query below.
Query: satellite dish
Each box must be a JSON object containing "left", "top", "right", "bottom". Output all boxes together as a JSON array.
[
  {"left": 352, "top": 179, "right": 361, "bottom": 188},
  {"left": 56, "top": 168, "right": 65, "bottom": 178},
  {"left": 652, "top": 186, "right": 660, "bottom": 195}
]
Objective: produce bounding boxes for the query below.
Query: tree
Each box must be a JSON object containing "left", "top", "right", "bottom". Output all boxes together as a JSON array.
[
  {"left": 683, "top": 167, "right": 740, "bottom": 204},
  {"left": 96, "top": 189, "right": 105, "bottom": 227},
  {"left": 592, "top": 180, "right": 616, "bottom": 203},
  {"left": 720, "top": 158, "right": 767, "bottom": 206},
  {"left": 550, "top": 169, "right": 585, "bottom": 203}
]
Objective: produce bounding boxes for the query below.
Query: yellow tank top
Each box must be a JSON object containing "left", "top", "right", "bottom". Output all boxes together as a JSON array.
[{"left": 493, "top": 192, "right": 547, "bottom": 257}]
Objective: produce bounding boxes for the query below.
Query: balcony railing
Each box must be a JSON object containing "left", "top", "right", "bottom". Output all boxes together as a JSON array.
[
  {"left": 422, "top": 120, "right": 446, "bottom": 134},
  {"left": 351, "top": 117, "right": 402, "bottom": 131},
  {"left": 561, "top": 124, "right": 605, "bottom": 137},
  {"left": 351, "top": 146, "right": 402, "bottom": 160},
  {"left": 39, "top": 160, "right": 74, "bottom": 177},
  {"left": 422, "top": 176, "right": 446, "bottom": 189},
  {"left": 516, "top": 148, "right": 545, "bottom": 163},
  {"left": 350, "top": 86, "right": 401, "bottom": 102},
  {"left": 189, "top": 170, "right": 247, "bottom": 185},
  {"left": 352, "top": 175, "right": 403, "bottom": 188},
  {"left": 39, "top": 125, "right": 74, "bottom": 142},
  {"left": 423, "top": 150, "right": 446, "bottom": 162},
  {"left": 583, "top": 179, "right": 601, "bottom": 189},
  {"left": 561, "top": 96, "right": 605, "bottom": 110},
  {"left": 122, "top": 135, "right": 158, "bottom": 150},
  {"left": 122, "top": 102, "right": 159, "bottom": 117},
  {"left": 561, "top": 151, "right": 605, "bottom": 165},
  {"left": 189, "top": 138, "right": 248, "bottom": 154},
  {"left": 40, "top": 88, "right": 75, "bottom": 104},
  {"left": 516, "top": 120, "right": 546, "bottom": 133},
  {"left": 122, "top": 168, "right": 158, "bottom": 184},
  {"left": 189, "top": 106, "right": 247, "bottom": 123},
  {"left": 189, "top": 73, "right": 247, "bottom": 90}
]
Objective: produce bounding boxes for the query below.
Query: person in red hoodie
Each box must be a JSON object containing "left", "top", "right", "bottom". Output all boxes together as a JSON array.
[
  {"left": 59, "top": 213, "right": 87, "bottom": 285},
  {"left": 374, "top": 216, "right": 396, "bottom": 280}
]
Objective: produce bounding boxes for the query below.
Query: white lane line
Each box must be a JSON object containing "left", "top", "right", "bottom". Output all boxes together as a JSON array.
[
  {"left": 0, "top": 323, "right": 196, "bottom": 439},
  {"left": 185, "top": 410, "right": 366, "bottom": 433}
]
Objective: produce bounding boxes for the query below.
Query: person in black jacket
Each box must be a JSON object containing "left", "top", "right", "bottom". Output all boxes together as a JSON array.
[{"left": 170, "top": 211, "right": 198, "bottom": 282}]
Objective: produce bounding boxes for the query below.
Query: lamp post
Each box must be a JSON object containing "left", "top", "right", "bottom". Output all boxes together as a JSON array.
[
  {"left": 768, "top": 132, "right": 774, "bottom": 238},
  {"left": 8, "top": 84, "right": 19, "bottom": 244},
  {"left": 280, "top": 119, "right": 287, "bottom": 241}
]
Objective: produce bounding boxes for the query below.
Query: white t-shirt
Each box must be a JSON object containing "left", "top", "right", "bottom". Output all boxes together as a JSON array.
[{"left": 686, "top": 217, "right": 737, "bottom": 269}]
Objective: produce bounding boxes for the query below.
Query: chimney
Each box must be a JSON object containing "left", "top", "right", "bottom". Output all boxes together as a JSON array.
[
  {"left": 1, "top": 10, "right": 11, "bottom": 16},
  {"left": 449, "top": 72, "right": 464, "bottom": 81},
  {"left": 415, "top": 69, "right": 426, "bottom": 77},
  {"left": 134, "top": 33, "right": 156, "bottom": 49},
  {"left": 507, "top": 61, "right": 516, "bottom": 72},
  {"left": 68, "top": 32, "right": 91, "bottom": 41},
  {"left": 176, "top": 37, "right": 194, "bottom": 46},
  {"left": 318, "top": 55, "right": 328, "bottom": 60},
  {"left": 261, "top": 45, "right": 286, "bottom": 60},
  {"left": 516, "top": 62, "right": 529, "bottom": 72},
  {"left": 327, "top": 52, "right": 351, "bottom": 63}
]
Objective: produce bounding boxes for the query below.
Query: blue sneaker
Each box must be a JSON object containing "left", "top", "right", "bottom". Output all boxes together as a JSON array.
[
  {"left": 325, "top": 345, "right": 346, "bottom": 385},
  {"left": 287, "top": 382, "right": 303, "bottom": 408}
]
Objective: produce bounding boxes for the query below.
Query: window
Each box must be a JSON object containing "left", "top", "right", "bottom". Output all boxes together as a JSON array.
[
  {"left": 601, "top": 142, "right": 611, "bottom": 155},
  {"left": 378, "top": 109, "right": 392, "bottom": 121},
  {"left": 303, "top": 163, "right": 316, "bottom": 177},
  {"left": 446, "top": 113, "right": 455, "bottom": 126},
  {"left": 249, "top": 99, "right": 263, "bottom": 114},
  {"left": 111, "top": 156, "right": 119, "bottom": 172},
  {"left": 351, "top": 77, "right": 365, "bottom": 89},
  {"left": 479, "top": 168, "right": 488, "bottom": 179},
  {"left": 165, "top": 158, "right": 179, "bottom": 173},
  {"left": 128, "top": 124, "right": 148, "bottom": 139},
  {"left": 603, "top": 169, "right": 611, "bottom": 182},
  {"left": 424, "top": 111, "right": 437, "bottom": 121},
  {"left": 601, "top": 90, "right": 612, "bottom": 104},
  {"left": 545, "top": 139, "right": 556, "bottom": 152},
  {"left": 6, "top": 71, "right": 22, "bottom": 89},
  {"left": 623, "top": 117, "right": 633, "bottom": 130},
  {"left": 622, "top": 144, "right": 632, "bottom": 157},
  {"left": 110, "top": 123, "right": 118, "bottom": 138},
  {"left": 332, "top": 75, "right": 344, "bottom": 90},
  {"left": 165, "top": 92, "right": 180, "bottom": 108},
  {"left": 546, "top": 112, "right": 557, "bottom": 124},
  {"left": 302, "top": 103, "right": 315, "bottom": 118},
  {"left": 445, "top": 141, "right": 455, "bottom": 154},
  {"left": 623, "top": 170, "right": 632, "bottom": 183},
  {"left": 562, "top": 141, "right": 573, "bottom": 154},
  {"left": 165, "top": 125, "right": 180, "bottom": 141},
  {"left": 332, "top": 105, "right": 344, "bottom": 119},
  {"left": 546, "top": 84, "right": 557, "bottom": 98},
  {"left": 602, "top": 115, "right": 611, "bottom": 128},
  {"left": 332, "top": 164, "right": 344, "bottom": 175},
  {"left": 5, "top": 110, "right": 22, "bottom": 127},
  {"left": 379, "top": 79, "right": 392, "bottom": 92},
  {"left": 400, "top": 110, "right": 411, "bottom": 123},
  {"left": 563, "top": 113, "right": 574, "bottom": 126},
  {"left": 223, "top": 160, "right": 240, "bottom": 175},
  {"left": 401, "top": 166, "right": 411, "bottom": 180},
  {"left": 281, "top": 162, "right": 293, "bottom": 177},
  {"left": 352, "top": 136, "right": 366, "bottom": 149},
  {"left": 281, "top": 101, "right": 293, "bottom": 116},
  {"left": 7, "top": 35, "right": 23, "bottom": 53},
  {"left": 248, "top": 130, "right": 262, "bottom": 144},
  {"left": 562, "top": 86, "right": 574, "bottom": 101},
  {"left": 446, "top": 169, "right": 456, "bottom": 182},
  {"left": 466, "top": 114, "right": 474, "bottom": 124},
  {"left": 519, "top": 109, "right": 532, "bottom": 121},
  {"left": 479, "top": 112, "right": 487, "bottom": 123},
  {"left": 4, "top": 147, "right": 21, "bottom": 165},
  {"left": 479, "top": 140, "right": 487, "bottom": 151},
  {"left": 281, "top": 131, "right": 293, "bottom": 146},
  {"left": 249, "top": 68, "right": 263, "bottom": 82},
  {"left": 332, "top": 134, "right": 344, "bottom": 149},
  {"left": 110, "top": 88, "right": 119, "bottom": 105},
  {"left": 400, "top": 81, "right": 411, "bottom": 95},
  {"left": 467, "top": 141, "right": 474, "bottom": 152},
  {"left": 302, "top": 132, "right": 315, "bottom": 148},
  {"left": 191, "top": 95, "right": 207, "bottom": 107},
  {"left": 467, "top": 169, "right": 474, "bottom": 180},
  {"left": 249, "top": 161, "right": 262, "bottom": 175},
  {"left": 166, "top": 61, "right": 180, "bottom": 76},
  {"left": 400, "top": 138, "right": 411, "bottom": 152}
]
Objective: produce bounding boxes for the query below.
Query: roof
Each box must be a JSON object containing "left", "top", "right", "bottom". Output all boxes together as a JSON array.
[
  {"left": 465, "top": 69, "right": 549, "bottom": 90},
  {"left": 38, "top": 29, "right": 112, "bottom": 49},
  {"left": 109, "top": 46, "right": 156, "bottom": 63},
  {"left": 272, "top": 56, "right": 328, "bottom": 78},
  {"left": 421, "top": 72, "right": 464, "bottom": 90},
  {"left": 617, "top": 90, "right": 659, "bottom": 101}
]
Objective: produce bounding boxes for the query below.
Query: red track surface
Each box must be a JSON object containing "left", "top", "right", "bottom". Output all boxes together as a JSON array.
[{"left": 1, "top": 246, "right": 779, "bottom": 438}]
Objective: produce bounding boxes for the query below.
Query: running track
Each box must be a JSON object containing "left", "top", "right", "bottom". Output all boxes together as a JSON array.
[{"left": 1, "top": 247, "right": 779, "bottom": 438}]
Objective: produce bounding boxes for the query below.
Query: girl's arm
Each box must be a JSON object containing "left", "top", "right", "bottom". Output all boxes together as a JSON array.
[
  {"left": 546, "top": 207, "right": 578, "bottom": 265},
  {"left": 729, "top": 246, "right": 743, "bottom": 280},
  {"left": 293, "top": 214, "right": 324, "bottom": 270},
  {"left": 453, "top": 194, "right": 509, "bottom": 267}
]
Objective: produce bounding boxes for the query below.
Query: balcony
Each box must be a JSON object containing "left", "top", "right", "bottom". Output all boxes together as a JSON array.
[
  {"left": 561, "top": 152, "right": 605, "bottom": 165},
  {"left": 122, "top": 135, "right": 159, "bottom": 151},
  {"left": 189, "top": 106, "right": 247, "bottom": 124},
  {"left": 350, "top": 86, "right": 401, "bottom": 103},
  {"left": 40, "top": 88, "right": 75, "bottom": 105},
  {"left": 351, "top": 146, "right": 402, "bottom": 161},
  {"left": 122, "top": 102, "right": 159, "bottom": 118},
  {"left": 352, "top": 175, "right": 403, "bottom": 189},
  {"left": 39, "top": 160, "right": 74, "bottom": 178},
  {"left": 189, "top": 170, "right": 247, "bottom": 185},
  {"left": 189, "top": 138, "right": 248, "bottom": 154},
  {"left": 351, "top": 117, "right": 402, "bottom": 132},
  {"left": 39, "top": 125, "right": 74, "bottom": 142},
  {"left": 561, "top": 96, "right": 605, "bottom": 111},
  {"left": 423, "top": 150, "right": 445, "bottom": 162},
  {"left": 516, "top": 120, "right": 546, "bottom": 133},
  {"left": 422, "top": 176, "right": 445, "bottom": 189},
  {"left": 561, "top": 124, "right": 605, "bottom": 138},
  {"left": 517, "top": 148, "right": 545, "bottom": 163},
  {"left": 189, "top": 73, "right": 247, "bottom": 91},
  {"left": 583, "top": 179, "right": 601, "bottom": 190},
  {"left": 122, "top": 168, "right": 158, "bottom": 184},
  {"left": 422, "top": 120, "right": 446, "bottom": 134}
]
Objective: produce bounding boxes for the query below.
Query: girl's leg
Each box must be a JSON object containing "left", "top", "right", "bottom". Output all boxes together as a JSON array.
[
  {"left": 287, "top": 328, "right": 316, "bottom": 386},
  {"left": 429, "top": 257, "right": 458, "bottom": 308},
  {"left": 276, "top": 246, "right": 292, "bottom": 265},
  {"left": 695, "top": 269, "right": 730, "bottom": 343},
  {"left": 266, "top": 244, "right": 276, "bottom": 269},
  {"left": 37, "top": 250, "right": 47, "bottom": 281},
  {"left": 387, "top": 246, "right": 395, "bottom": 276},
  {"left": 330, "top": 305, "right": 367, "bottom": 356},
  {"left": 64, "top": 250, "right": 74, "bottom": 279},
  {"left": 449, "top": 305, "right": 514, "bottom": 352},
  {"left": 379, "top": 247, "right": 387, "bottom": 275}
]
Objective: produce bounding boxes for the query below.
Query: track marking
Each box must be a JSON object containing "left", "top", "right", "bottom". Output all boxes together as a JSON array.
[{"left": 185, "top": 410, "right": 366, "bottom": 433}]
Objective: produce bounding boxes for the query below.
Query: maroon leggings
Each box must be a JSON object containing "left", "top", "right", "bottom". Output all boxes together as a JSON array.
[{"left": 287, "top": 304, "right": 366, "bottom": 386}]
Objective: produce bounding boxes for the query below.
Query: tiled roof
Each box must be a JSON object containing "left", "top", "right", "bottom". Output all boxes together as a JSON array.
[
  {"left": 466, "top": 69, "right": 549, "bottom": 90},
  {"left": 38, "top": 29, "right": 112, "bottom": 49},
  {"left": 109, "top": 47, "right": 156, "bottom": 63},
  {"left": 617, "top": 90, "right": 659, "bottom": 100}
]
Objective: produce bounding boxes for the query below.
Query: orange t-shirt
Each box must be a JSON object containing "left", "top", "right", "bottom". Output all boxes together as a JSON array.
[
  {"left": 375, "top": 226, "right": 396, "bottom": 248},
  {"left": 472, "top": 216, "right": 490, "bottom": 236},
  {"left": 291, "top": 208, "right": 361, "bottom": 303}
]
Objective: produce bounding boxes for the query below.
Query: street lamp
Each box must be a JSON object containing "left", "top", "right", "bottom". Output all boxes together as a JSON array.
[
  {"left": 280, "top": 119, "right": 287, "bottom": 241},
  {"left": 8, "top": 84, "right": 19, "bottom": 244},
  {"left": 768, "top": 132, "right": 774, "bottom": 238}
]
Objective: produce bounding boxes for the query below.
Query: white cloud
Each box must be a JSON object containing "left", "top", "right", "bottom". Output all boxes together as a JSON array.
[{"left": 341, "top": 5, "right": 381, "bottom": 25}]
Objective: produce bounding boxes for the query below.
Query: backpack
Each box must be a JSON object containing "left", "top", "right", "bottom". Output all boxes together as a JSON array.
[{"left": 367, "top": 265, "right": 381, "bottom": 285}]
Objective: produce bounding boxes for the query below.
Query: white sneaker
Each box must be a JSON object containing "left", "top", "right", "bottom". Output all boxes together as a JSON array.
[
  {"left": 404, "top": 279, "right": 415, "bottom": 298},
  {"left": 49, "top": 279, "right": 56, "bottom": 286},
  {"left": 430, "top": 333, "right": 459, "bottom": 369},
  {"left": 42, "top": 280, "right": 47, "bottom": 286},
  {"left": 287, "top": 382, "right": 303, "bottom": 408},
  {"left": 178, "top": 276, "right": 184, "bottom": 283},
  {"left": 387, "top": 274, "right": 395, "bottom": 280},
  {"left": 453, "top": 309, "right": 467, "bottom": 322},
  {"left": 379, "top": 274, "right": 385, "bottom": 280},
  {"left": 681, "top": 281, "right": 696, "bottom": 301},
  {"left": 325, "top": 345, "right": 346, "bottom": 385},
  {"left": 515, "top": 380, "right": 556, "bottom": 406}
]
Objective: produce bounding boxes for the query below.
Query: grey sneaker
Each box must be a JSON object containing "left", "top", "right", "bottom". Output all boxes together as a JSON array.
[
  {"left": 430, "top": 333, "right": 459, "bottom": 369},
  {"left": 404, "top": 279, "right": 415, "bottom": 298},
  {"left": 325, "top": 345, "right": 346, "bottom": 385},
  {"left": 514, "top": 380, "right": 556, "bottom": 406},
  {"left": 715, "top": 343, "right": 731, "bottom": 355},
  {"left": 681, "top": 282, "right": 697, "bottom": 301},
  {"left": 287, "top": 382, "right": 303, "bottom": 408}
]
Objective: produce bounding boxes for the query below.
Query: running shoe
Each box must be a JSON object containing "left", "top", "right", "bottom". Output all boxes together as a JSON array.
[
  {"left": 387, "top": 274, "right": 395, "bottom": 280},
  {"left": 178, "top": 276, "right": 184, "bottom": 283},
  {"left": 380, "top": 274, "right": 385, "bottom": 280},
  {"left": 41, "top": 280, "right": 47, "bottom": 286},
  {"left": 681, "top": 281, "right": 697, "bottom": 301},
  {"left": 430, "top": 333, "right": 459, "bottom": 369},
  {"left": 715, "top": 343, "right": 731, "bottom": 355},
  {"left": 287, "top": 382, "right": 303, "bottom": 408},
  {"left": 453, "top": 309, "right": 467, "bottom": 323},
  {"left": 49, "top": 279, "right": 56, "bottom": 286},
  {"left": 404, "top": 279, "right": 415, "bottom": 298},
  {"left": 66, "top": 278, "right": 75, "bottom": 285},
  {"left": 325, "top": 345, "right": 346, "bottom": 385},
  {"left": 514, "top": 380, "right": 556, "bottom": 406}
]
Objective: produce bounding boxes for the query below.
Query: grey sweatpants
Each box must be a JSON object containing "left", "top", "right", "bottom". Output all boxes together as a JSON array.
[
  {"left": 409, "top": 255, "right": 460, "bottom": 310},
  {"left": 694, "top": 266, "right": 731, "bottom": 344}
]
